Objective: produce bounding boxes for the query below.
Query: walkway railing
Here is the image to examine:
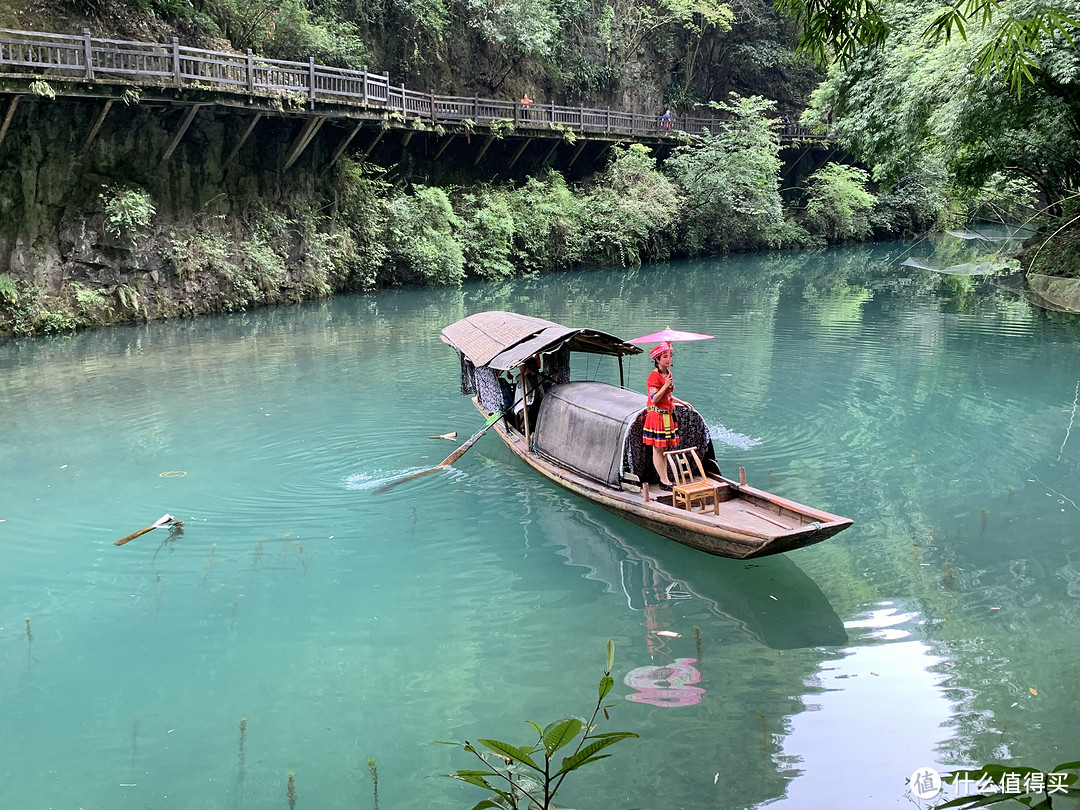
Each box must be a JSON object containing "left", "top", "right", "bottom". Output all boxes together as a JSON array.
[{"left": 0, "top": 27, "right": 826, "bottom": 141}]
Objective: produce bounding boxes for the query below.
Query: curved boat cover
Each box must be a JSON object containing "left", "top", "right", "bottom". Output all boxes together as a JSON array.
[
  {"left": 534, "top": 381, "right": 646, "bottom": 486},
  {"left": 441, "top": 311, "right": 640, "bottom": 371}
]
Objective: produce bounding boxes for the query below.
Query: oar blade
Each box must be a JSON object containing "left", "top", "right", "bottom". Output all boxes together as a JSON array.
[
  {"left": 370, "top": 410, "right": 503, "bottom": 496},
  {"left": 370, "top": 465, "right": 446, "bottom": 495}
]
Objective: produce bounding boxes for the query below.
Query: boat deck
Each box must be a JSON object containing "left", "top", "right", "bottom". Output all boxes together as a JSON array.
[{"left": 484, "top": 404, "right": 851, "bottom": 559}]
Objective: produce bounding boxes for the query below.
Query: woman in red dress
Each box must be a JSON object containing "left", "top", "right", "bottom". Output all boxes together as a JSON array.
[{"left": 643, "top": 342, "right": 691, "bottom": 488}]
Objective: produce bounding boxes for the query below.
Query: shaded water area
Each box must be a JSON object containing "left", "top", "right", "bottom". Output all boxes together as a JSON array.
[{"left": 3, "top": 240, "right": 1080, "bottom": 809}]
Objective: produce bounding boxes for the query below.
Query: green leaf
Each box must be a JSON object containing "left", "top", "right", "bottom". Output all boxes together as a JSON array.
[
  {"left": 1053, "top": 760, "right": 1080, "bottom": 771},
  {"left": 444, "top": 771, "right": 498, "bottom": 789},
  {"left": 476, "top": 739, "right": 542, "bottom": 772},
  {"left": 469, "top": 802, "right": 504, "bottom": 810},
  {"left": 543, "top": 718, "right": 583, "bottom": 756},
  {"left": 556, "top": 733, "right": 637, "bottom": 776},
  {"left": 598, "top": 675, "right": 614, "bottom": 700},
  {"left": 606, "top": 639, "right": 615, "bottom": 673},
  {"left": 527, "top": 720, "right": 543, "bottom": 738},
  {"left": 933, "top": 792, "right": 1024, "bottom": 808}
]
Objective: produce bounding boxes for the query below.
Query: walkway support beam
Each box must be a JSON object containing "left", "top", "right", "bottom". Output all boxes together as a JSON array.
[{"left": 161, "top": 103, "right": 203, "bottom": 165}]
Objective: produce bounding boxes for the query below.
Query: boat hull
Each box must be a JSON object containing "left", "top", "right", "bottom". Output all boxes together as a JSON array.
[{"left": 477, "top": 401, "right": 852, "bottom": 559}]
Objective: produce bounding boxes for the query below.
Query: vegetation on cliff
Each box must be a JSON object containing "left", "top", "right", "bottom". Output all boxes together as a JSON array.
[{"left": 3, "top": 0, "right": 1079, "bottom": 337}]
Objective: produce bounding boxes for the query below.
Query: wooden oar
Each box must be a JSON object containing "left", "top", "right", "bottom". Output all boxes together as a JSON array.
[
  {"left": 114, "top": 514, "right": 176, "bottom": 546},
  {"left": 372, "top": 411, "right": 503, "bottom": 495}
]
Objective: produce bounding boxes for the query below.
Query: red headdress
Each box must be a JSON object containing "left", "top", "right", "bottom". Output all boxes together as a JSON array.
[{"left": 650, "top": 342, "right": 673, "bottom": 360}]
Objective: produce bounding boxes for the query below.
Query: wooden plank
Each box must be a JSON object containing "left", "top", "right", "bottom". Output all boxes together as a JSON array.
[
  {"left": 283, "top": 115, "right": 325, "bottom": 169},
  {"left": 473, "top": 134, "right": 495, "bottom": 166},
  {"left": 323, "top": 121, "right": 363, "bottom": 171},
  {"left": 160, "top": 103, "right": 202, "bottom": 164},
  {"left": 566, "top": 139, "right": 588, "bottom": 169},
  {"left": 540, "top": 139, "right": 560, "bottom": 166},
  {"left": 506, "top": 137, "right": 532, "bottom": 170},
  {"left": 0, "top": 95, "right": 21, "bottom": 149},
  {"left": 83, "top": 98, "right": 113, "bottom": 151},
  {"left": 432, "top": 133, "right": 455, "bottom": 161},
  {"left": 362, "top": 128, "right": 384, "bottom": 158},
  {"left": 226, "top": 112, "right": 263, "bottom": 163}
]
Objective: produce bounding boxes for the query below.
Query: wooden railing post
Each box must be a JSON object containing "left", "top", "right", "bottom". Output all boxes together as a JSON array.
[
  {"left": 82, "top": 28, "right": 94, "bottom": 81},
  {"left": 361, "top": 66, "right": 368, "bottom": 105},
  {"left": 246, "top": 49, "right": 254, "bottom": 92},
  {"left": 473, "top": 93, "right": 479, "bottom": 120},
  {"left": 172, "top": 37, "right": 181, "bottom": 85},
  {"left": 430, "top": 90, "right": 435, "bottom": 124},
  {"left": 579, "top": 104, "right": 584, "bottom": 131},
  {"left": 605, "top": 108, "right": 610, "bottom": 134},
  {"left": 308, "top": 56, "right": 316, "bottom": 106}
]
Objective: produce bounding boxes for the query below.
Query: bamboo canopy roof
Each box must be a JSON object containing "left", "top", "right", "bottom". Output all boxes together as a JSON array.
[{"left": 440, "top": 311, "right": 641, "bottom": 371}]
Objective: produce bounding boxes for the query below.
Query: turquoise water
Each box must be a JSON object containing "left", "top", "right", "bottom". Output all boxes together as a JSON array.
[{"left": 3, "top": 242, "right": 1080, "bottom": 809}]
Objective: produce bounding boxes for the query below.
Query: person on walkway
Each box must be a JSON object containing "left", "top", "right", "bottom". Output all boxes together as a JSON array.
[
  {"left": 643, "top": 342, "right": 689, "bottom": 488},
  {"left": 661, "top": 109, "right": 671, "bottom": 132},
  {"left": 520, "top": 92, "right": 532, "bottom": 120}
]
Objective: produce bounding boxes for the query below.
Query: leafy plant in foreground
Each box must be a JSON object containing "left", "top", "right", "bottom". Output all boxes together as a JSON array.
[
  {"left": 933, "top": 760, "right": 1080, "bottom": 809},
  {"left": 437, "top": 640, "right": 638, "bottom": 809}
]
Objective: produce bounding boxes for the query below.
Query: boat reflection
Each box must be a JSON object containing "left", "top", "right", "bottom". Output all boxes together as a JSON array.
[{"left": 520, "top": 484, "right": 848, "bottom": 653}]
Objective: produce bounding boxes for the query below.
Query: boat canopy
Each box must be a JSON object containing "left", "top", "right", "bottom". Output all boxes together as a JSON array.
[
  {"left": 533, "top": 381, "right": 647, "bottom": 486},
  {"left": 441, "top": 311, "right": 641, "bottom": 372}
]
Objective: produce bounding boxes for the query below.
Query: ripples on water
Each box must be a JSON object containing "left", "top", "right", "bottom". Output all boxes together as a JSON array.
[{"left": 3, "top": 244, "right": 1080, "bottom": 809}]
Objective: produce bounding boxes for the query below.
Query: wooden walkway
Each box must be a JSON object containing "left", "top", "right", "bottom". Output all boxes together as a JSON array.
[{"left": 0, "top": 27, "right": 828, "bottom": 169}]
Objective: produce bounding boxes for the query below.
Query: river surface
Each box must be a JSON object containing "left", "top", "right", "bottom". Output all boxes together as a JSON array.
[{"left": 3, "top": 238, "right": 1079, "bottom": 810}]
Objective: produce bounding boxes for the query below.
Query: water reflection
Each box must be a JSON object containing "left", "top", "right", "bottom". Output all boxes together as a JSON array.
[{"left": 516, "top": 482, "right": 848, "bottom": 652}]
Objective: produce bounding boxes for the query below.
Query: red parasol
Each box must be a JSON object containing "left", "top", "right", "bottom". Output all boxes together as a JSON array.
[{"left": 627, "top": 326, "right": 714, "bottom": 344}]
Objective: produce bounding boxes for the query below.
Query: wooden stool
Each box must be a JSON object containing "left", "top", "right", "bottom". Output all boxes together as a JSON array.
[{"left": 664, "top": 448, "right": 719, "bottom": 515}]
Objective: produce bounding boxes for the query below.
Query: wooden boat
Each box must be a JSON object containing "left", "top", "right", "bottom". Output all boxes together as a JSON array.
[{"left": 441, "top": 311, "right": 853, "bottom": 559}]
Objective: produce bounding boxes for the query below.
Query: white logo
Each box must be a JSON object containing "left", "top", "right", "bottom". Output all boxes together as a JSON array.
[{"left": 910, "top": 767, "right": 943, "bottom": 800}]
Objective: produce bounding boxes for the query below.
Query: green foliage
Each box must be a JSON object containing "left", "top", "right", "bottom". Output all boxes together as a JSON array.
[
  {"left": 456, "top": 186, "right": 519, "bottom": 280},
  {"left": 778, "top": 0, "right": 1080, "bottom": 96},
  {"left": 503, "top": 171, "right": 584, "bottom": 273},
  {"left": 576, "top": 144, "right": 685, "bottom": 265},
  {"left": 491, "top": 119, "right": 517, "bottom": 138},
  {"left": 803, "top": 162, "right": 876, "bottom": 243},
  {"left": 437, "top": 641, "right": 637, "bottom": 810},
  {"left": 68, "top": 281, "right": 112, "bottom": 326},
  {"left": 665, "top": 93, "right": 787, "bottom": 252},
  {"left": 0, "top": 273, "right": 18, "bottom": 305},
  {"left": 868, "top": 165, "right": 949, "bottom": 237},
  {"left": 209, "top": 0, "right": 370, "bottom": 68},
  {"left": 465, "top": 0, "right": 560, "bottom": 60},
  {"left": 331, "top": 158, "right": 390, "bottom": 290},
  {"left": 29, "top": 80, "right": 56, "bottom": 100},
  {"left": 774, "top": 0, "right": 890, "bottom": 66},
  {"left": 99, "top": 184, "right": 155, "bottom": 240},
  {"left": 932, "top": 760, "right": 1080, "bottom": 809},
  {"left": 384, "top": 186, "right": 464, "bottom": 285},
  {"left": 116, "top": 283, "right": 141, "bottom": 315},
  {"left": 923, "top": 1, "right": 1080, "bottom": 95},
  {"left": 0, "top": 276, "right": 76, "bottom": 336},
  {"left": 805, "top": 1, "right": 1080, "bottom": 244}
]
